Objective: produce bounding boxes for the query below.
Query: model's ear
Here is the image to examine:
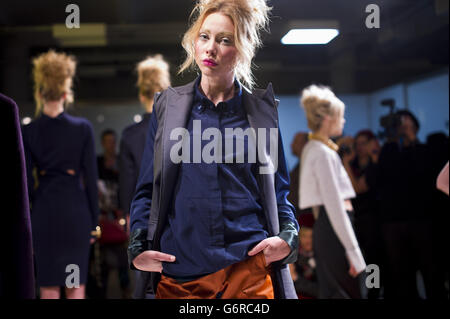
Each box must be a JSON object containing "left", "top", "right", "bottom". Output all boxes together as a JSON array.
[{"left": 321, "top": 113, "right": 332, "bottom": 128}]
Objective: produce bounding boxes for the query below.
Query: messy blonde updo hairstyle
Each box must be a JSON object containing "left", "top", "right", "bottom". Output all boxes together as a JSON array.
[
  {"left": 32, "top": 50, "right": 76, "bottom": 116},
  {"left": 136, "top": 54, "right": 171, "bottom": 101},
  {"left": 300, "top": 85, "right": 345, "bottom": 132},
  {"left": 179, "top": 0, "right": 271, "bottom": 89}
]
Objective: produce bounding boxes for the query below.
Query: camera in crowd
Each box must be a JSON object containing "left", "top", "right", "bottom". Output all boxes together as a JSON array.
[{"left": 378, "top": 98, "right": 402, "bottom": 141}]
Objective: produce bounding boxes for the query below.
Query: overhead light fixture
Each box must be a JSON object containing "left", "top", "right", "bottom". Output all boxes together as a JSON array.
[
  {"left": 52, "top": 23, "right": 107, "bottom": 47},
  {"left": 280, "top": 20, "right": 340, "bottom": 45},
  {"left": 281, "top": 28, "right": 339, "bottom": 45}
]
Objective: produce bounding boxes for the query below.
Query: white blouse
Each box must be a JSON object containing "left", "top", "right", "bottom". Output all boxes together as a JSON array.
[{"left": 299, "top": 140, "right": 366, "bottom": 273}]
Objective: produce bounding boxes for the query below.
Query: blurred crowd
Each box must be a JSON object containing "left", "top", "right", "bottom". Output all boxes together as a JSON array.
[{"left": 288, "top": 111, "right": 449, "bottom": 299}]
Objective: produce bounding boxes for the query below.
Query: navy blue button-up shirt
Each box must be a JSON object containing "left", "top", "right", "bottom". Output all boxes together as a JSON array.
[{"left": 159, "top": 78, "right": 269, "bottom": 279}]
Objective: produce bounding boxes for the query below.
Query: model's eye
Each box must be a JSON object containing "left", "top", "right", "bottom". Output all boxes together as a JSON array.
[
  {"left": 199, "top": 33, "right": 209, "bottom": 40},
  {"left": 221, "top": 37, "right": 233, "bottom": 45}
]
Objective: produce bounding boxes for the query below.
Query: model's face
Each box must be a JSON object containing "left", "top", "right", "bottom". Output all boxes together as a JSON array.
[
  {"left": 329, "top": 108, "right": 346, "bottom": 137},
  {"left": 194, "top": 12, "right": 238, "bottom": 81}
]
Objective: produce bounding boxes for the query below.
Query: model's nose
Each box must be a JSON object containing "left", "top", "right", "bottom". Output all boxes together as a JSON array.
[{"left": 205, "top": 39, "right": 217, "bottom": 56}]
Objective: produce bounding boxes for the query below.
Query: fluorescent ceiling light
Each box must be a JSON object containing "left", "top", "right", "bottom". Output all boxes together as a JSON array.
[
  {"left": 281, "top": 29, "right": 339, "bottom": 45},
  {"left": 52, "top": 23, "right": 107, "bottom": 47}
]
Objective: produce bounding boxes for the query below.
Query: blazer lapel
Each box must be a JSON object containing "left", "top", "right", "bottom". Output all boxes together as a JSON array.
[
  {"left": 156, "top": 80, "right": 196, "bottom": 240},
  {"left": 242, "top": 82, "right": 278, "bottom": 132},
  {"left": 242, "top": 83, "right": 280, "bottom": 236}
]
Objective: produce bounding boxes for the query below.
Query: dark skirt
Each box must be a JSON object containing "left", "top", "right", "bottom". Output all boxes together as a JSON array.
[
  {"left": 313, "top": 206, "right": 363, "bottom": 299},
  {"left": 31, "top": 175, "right": 91, "bottom": 287}
]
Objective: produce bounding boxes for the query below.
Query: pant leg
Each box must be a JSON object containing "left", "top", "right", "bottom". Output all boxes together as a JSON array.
[
  {"left": 409, "top": 219, "right": 434, "bottom": 298},
  {"left": 354, "top": 213, "right": 384, "bottom": 299},
  {"left": 155, "top": 252, "right": 274, "bottom": 299},
  {"left": 313, "top": 208, "right": 363, "bottom": 299},
  {"left": 381, "top": 222, "right": 418, "bottom": 299}
]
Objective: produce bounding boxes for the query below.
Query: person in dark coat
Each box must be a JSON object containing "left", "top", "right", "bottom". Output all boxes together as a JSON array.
[
  {"left": 341, "top": 130, "right": 384, "bottom": 299},
  {"left": 118, "top": 54, "right": 171, "bottom": 298},
  {"left": 22, "top": 50, "right": 99, "bottom": 299},
  {"left": 119, "top": 54, "right": 171, "bottom": 220},
  {"left": 1, "top": 93, "right": 35, "bottom": 298},
  {"left": 375, "top": 110, "right": 434, "bottom": 298}
]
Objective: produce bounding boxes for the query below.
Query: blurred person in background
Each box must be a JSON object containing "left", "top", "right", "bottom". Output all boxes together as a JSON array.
[
  {"left": 22, "top": 50, "right": 99, "bottom": 299},
  {"left": 375, "top": 110, "right": 434, "bottom": 298},
  {"left": 426, "top": 133, "right": 449, "bottom": 298},
  {"left": 289, "top": 212, "right": 318, "bottom": 299},
  {"left": 341, "top": 130, "right": 384, "bottom": 299},
  {"left": 96, "top": 129, "right": 130, "bottom": 298},
  {"left": 299, "top": 85, "right": 366, "bottom": 299},
  {"left": 119, "top": 55, "right": 171, "bottom": 228},
  {"left": 118, "top": 54, "right": 171, "bottom": 298}
]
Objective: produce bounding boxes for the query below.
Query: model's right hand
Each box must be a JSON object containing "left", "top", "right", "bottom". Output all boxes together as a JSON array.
[{"left": 132, "top": 250, "right": 176, "bottom": 272}]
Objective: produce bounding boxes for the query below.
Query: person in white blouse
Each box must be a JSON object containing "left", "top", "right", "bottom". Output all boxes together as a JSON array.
[{"left": 298, "top": 84, "right": 366, "bottom": 298}]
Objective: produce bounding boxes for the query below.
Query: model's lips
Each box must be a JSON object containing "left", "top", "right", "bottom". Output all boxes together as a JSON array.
[{"left": 203, "top": 59, "right": 217, "bottom": 67}]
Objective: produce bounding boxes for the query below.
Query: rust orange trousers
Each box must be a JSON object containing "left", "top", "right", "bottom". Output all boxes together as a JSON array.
[{"left": 155, "top": 252, "right": 274, "bottom": 299}]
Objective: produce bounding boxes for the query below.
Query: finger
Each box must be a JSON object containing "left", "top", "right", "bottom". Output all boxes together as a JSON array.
[
  {"left": 150, "top": 251, "right": 176, "bottom": 262},
  {"left": 248, "top": 240, "right": 269, "bottom": 256}
]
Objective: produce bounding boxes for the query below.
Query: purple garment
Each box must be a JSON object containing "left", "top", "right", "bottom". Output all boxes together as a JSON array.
[{"left": 1, "top": 93, "right": 35, "bottom": 298}]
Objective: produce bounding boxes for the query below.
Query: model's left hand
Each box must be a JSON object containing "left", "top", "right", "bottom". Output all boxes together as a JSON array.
[{"left": 248, "top": 236, "right": 291, "bottom": 266}]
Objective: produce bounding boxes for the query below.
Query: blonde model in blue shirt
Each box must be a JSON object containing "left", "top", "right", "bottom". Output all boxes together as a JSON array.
[{"left": 128, "top": 0, "right": 299, "bottom": 299}]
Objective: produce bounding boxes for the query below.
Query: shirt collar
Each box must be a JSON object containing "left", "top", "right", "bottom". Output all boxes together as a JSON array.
[{"left": 193, "top": 76, "right": 242, "bottom": 115}]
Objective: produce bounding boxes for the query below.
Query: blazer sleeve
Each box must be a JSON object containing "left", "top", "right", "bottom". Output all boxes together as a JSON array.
[
  {"left": 128, "top": 94, "right": 160, "bottom": 268},
  {"left": 81, "top": 121, "right": 99, "bottom": 231},
  {"left": 275, "top": 128, "right": 300, "bottom": 265}
]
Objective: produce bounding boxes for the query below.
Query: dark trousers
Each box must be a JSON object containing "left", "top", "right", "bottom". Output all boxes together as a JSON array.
[
  {"left": 381, "top": 220, "right": 433, "bottom": 299},
  {"left": 354, "top": 212, "right": 385, "bottom": 299},
  {"left": 313, "top": 207, "right": 363, "bottom": 299}
]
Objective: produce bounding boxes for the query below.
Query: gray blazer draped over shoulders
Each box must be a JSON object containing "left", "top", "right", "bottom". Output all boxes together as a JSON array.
[{"left": 131, "top": 78, "right": 298, "bottom": 299}]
